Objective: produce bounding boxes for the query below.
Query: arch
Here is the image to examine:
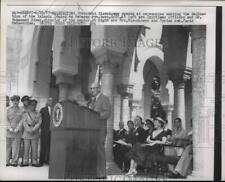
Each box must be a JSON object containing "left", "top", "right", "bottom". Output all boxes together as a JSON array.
[
  {"left": 129, "top": 47, "right": 166, "bottom": 101},
  {"left": 128, "top": 46, "right": 170, "bottom": 120},
  {"left": 136, "top": 47, "right": 164, "bottom": 85}
]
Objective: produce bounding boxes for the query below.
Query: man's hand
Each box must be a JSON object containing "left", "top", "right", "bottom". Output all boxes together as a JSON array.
[
  {"left": 9, "top": 128, "right": 13, "bottom": 132},
  {"left": 14, "top": 128, "right": 19, "bottom": 133}
]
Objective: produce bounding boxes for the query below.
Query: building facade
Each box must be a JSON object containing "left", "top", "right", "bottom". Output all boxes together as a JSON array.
[{"left": 5, "top": 25, "right": 216, "bottom": 179}]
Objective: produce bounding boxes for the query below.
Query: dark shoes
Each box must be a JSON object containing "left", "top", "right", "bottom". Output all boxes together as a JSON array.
[
  {"left": 32, "top": 164, "right": 41, "bottom": 167},
  {"left": 11, "top": 163, "right": 18, "bottom": 167},
  {"left": 20, "top": 163, "right": 29, "bottom": 167},
  {"left": 167, "top": 171, "right": 185, "bottom": 179},
  {"left": 6, "top": 163, "right": 11, "bottom": 167},
  {"left": 96, "top": 176, "right": 107, "bottom": 179}
]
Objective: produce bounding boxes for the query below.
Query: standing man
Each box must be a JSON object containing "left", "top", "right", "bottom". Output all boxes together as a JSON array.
[
  {"left": 20, "top": 99, "right": 42, "bottom": 167},
  {"left": 21, "top": 96, "right": 30, "bottom": 113},
  {"left": 6, "top": 95, "right": 10, "bottom": 108},
  {"left": 19, "top": 95, "right": 30, "bottom": 163},
  {"left": 39, "top": 97, "right": 53, "bottom": 166},
  {"left": 89, "top": 82, "right": 111, "bottom": 179},
  {"left": 6, "top": 95, "right": 24, "bottom": 166}
]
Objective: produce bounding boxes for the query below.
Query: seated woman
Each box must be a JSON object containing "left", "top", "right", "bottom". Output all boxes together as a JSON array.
[
  {"left": 144, "top": 118, "right": 155, "bottom": 140},
  {"left": 126, "top": 117, "right": 167, "bottom": 176}
]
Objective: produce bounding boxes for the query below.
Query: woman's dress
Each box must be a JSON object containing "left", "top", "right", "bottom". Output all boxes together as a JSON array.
[{"left": 126, "top": 130, "right": 166, "bottom": 166}]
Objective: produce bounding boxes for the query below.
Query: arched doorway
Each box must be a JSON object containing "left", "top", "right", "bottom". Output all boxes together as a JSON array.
[{"left": 129, "top": 49, "right": 168, "bottom": 121}]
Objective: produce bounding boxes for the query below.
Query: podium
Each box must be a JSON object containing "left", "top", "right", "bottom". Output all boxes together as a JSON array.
[{"left": 48, "top": 101, "right": 100, "bottom": 179}]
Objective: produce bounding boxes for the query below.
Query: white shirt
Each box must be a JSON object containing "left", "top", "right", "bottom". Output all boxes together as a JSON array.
[
  {"left": 95, "top": 93, "right": 101, "bottom": 101},
  {"left": 48, "top": 106, "right": 51, "bottom": 116}
]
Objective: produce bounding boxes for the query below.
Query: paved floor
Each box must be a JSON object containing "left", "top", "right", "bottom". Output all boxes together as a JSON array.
[{"left": 0, "top": 165, "right": 181, "bottom": 181}]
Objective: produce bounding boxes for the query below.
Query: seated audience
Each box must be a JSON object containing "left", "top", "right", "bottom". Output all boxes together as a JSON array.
[
  {"left": 126, "top": 117, "right": 167, "bottom": 176},
  {"left": 113, "top": 120, "right": 136, "bottom": 172}
]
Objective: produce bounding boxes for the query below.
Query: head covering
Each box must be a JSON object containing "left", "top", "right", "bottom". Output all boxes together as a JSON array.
[
  {"left": 145, "top": 118, "right": 154, "bottom": 128},
  {"left": 155, "top": 117, "right": 166, "bottom": 125},
  {"left": 10, "top": 95, "right": 20, "bottom": 101},
  {"left": 29, "top": 99, "right": 38, "bottom": 105},
  {"left": 21, "top": 95, "right": 30, "bottom": 102}
]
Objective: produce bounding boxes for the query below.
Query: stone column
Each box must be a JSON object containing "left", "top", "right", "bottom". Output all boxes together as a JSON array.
[
  {"left": 173, "top": 80, "right": 186, "bottom": 129},
  {"left": 52, "top": 26, "right": 80, "bottom": 101},
  {"left": 166, "top": 80, "right": 174, "bottom": 129},
  {"left": 173, "top": 69, "right": 191, "bottom": 130},
  {"left": 143, "top": 83, "right": 151, "bottom": 119},
  {"left": 117, "top": 84, "right": 133, "bottom": 123},
  {"left": 188, "top": 25, "right": 214, "bottom": 180},
  {"left": 54, "top": 72, "right": 74, "bottom": 101},
  {"left": 167, "top": 105, "right": 173, "bottom": 129}
]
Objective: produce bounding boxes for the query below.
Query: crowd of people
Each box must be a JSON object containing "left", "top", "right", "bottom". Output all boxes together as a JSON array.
[
  {"left": 113, "top": 116, "right": 193, "bottom": 178},
  {"left": 5, "top": 92, "right": 193, "bottom": 179},
  {"left": 6, "top": 95, "right": 52, "bottom": 167}
]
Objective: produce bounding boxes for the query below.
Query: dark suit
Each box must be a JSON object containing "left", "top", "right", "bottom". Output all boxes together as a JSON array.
[
  {"left": 89, "top": 93, "right": 111, "bottom": 178},
  {"left": 133, "top": 126, "right": 147, "bottom": 145},
  {"left": 114, "top": 128, "right": 127, "bottom": 141},
  {"left": 113, "top": 128, "right": 127, "bottom": 170},
  {"left": 40, "top": 106, "right": 51, "bottom": 165}
]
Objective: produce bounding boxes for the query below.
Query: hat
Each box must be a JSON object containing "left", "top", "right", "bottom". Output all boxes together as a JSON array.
[
  {"left": 29, "top": 99, "right": 38, "bottom": 105},
  {"left": 21, "top": 95, "right": 30, "bottom": 102},
  {"left": 155, "top": 117, "right": 166, "bottom": 125},
  {"left": 10, "top": 95, "right": 20, "bottom": 101},
  {"left": 146, "top": 118, "right": 154, "bottom": 122},
  {"left": 145, "top": 118, "right": 154, "bottom": 127}
]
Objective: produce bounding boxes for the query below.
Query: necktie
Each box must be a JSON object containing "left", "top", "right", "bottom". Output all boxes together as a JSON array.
[{"left": 90, "top": 97, "right": 96, "bottom": 109}]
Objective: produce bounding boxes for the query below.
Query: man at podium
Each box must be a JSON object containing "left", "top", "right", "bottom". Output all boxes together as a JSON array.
[{"left": 88, "top": 82, "right": 111, "bottom": 179}]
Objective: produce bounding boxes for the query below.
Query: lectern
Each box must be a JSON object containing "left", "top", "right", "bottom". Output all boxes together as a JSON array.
[{"left": 48, "top": 101, "right": 100, "bottom": 179}]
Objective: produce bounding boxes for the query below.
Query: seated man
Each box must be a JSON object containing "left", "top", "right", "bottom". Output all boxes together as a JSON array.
[
  {"left": 164, "top": 117, "right": 187, "bottom": 174},
  {"left": 113, "top": 121, "right": 127, "bottom": 170},
  {"left": 168, "top": 121, "right": 193, "bottom": 178}
]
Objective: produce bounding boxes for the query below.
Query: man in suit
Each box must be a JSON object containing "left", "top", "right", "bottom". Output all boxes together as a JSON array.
[
  {"left": 89, "top": 82, "right": 111, "bottom": 179},
  {"left": 113, "top": 121, "right": 127, "bottom": 170},
  {"left": 114, "top": 121, "right": 127, "bottom": 141},
  {"left": 6, "top": 95, "right": 10, "bottom": 108},
  {"left": 39, "top": 97, "right": 53, "bottom": 166}
]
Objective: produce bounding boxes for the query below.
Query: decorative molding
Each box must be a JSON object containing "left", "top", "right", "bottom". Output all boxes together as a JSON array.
[{"left": 117, "top": 84, "right": 134, "bottom": 98}]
